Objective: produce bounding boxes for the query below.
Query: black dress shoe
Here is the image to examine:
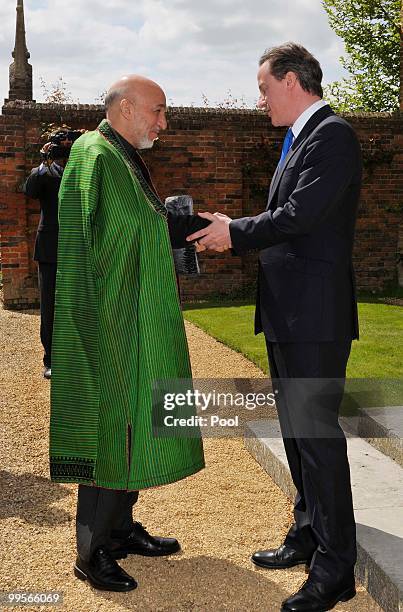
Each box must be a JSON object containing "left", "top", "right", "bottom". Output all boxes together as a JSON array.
[
  {"left": 281, "top": 577, "right": 356, "bottom": 611},
  {"left": 74, "top": 547, "right": 137, "bottom": 592},
  {"left": 252, "top": 544, "right": 313, "bottom": 570},
  {"left": 110, "top": 521, "right": 180, "bottom": 559}
]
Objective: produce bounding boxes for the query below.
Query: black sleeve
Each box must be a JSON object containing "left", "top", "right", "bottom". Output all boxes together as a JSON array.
[
  {"left": 230, "top": 123, "right": 360, "bottom": 254},
  {"left": 167, "top": 213, "right": 211, "bottom": 248},
  {"left": 23, "top": 167, "right": 43, "bottom": 199}
]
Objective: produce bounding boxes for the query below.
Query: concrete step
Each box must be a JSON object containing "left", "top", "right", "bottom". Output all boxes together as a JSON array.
[
  {"left": 339, "top": 406, "right": 403, "bottom": 466},
  {"left": 245, "top": 419, "right": 403, "bottom": 612},
  {"left": 356, "top": 407, "right": 403, "bottom": 468}
]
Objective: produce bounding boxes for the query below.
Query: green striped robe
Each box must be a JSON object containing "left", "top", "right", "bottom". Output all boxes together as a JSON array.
[{"left": 50, "top": 120, "right": 205, "bottom": 490}]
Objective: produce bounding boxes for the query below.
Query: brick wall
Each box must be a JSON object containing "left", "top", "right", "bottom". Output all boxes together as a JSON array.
[{"left": 0, "top": 101, "right": 401, "bottom": 308}]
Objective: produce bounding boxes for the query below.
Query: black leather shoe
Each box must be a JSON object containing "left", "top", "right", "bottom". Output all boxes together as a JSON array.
[
  {"left": 110, "top": 521, "right": 180, "bottom": 559},
  {"left": 74, "top": 547, "right": 137, "bottom": 592},
  {"left": 252, "top": 544, "right": 313, "bottom": 570},
  {"left": 43, "top": 367, "right": 51, "bottom": 380},
  {"left": 281, "top": 577, "right": 356, "bottom": 611}
]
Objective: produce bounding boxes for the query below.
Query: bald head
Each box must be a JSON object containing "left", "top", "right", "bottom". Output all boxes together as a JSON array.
[
  {"left": 105, "top": 75, "right": 162, "bottom": 113},
  {"left": 104, "top": 74, "right": 167, "bottom": 149}
]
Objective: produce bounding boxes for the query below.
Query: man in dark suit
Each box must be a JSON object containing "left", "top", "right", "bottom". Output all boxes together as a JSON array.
[
  {"left": 187, "top": 42, "right": 362, "bottom": 612},
  {"left": 24, "top": 144, "right": 65, "bottom": 379}
]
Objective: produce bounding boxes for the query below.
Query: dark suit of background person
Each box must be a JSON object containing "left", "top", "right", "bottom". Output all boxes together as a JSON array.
[
  {"left": 229, "top": 79, "right": 362, "bottom": 609},
  {"left": 24, "top": 163, "right": 61, "bottom": 377}
]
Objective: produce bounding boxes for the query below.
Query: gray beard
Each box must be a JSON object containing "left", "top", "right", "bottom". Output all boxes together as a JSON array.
[{"left": 138, "top": 136, "right": 156, "bottom": 150}]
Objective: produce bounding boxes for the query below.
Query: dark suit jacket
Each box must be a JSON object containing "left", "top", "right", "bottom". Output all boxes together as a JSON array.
[
  {"left": 230, "top": 106, "right": 362, "bottom": 343},
  {"left": 24, "top": 167, "right": 60, "bottom": 263}
]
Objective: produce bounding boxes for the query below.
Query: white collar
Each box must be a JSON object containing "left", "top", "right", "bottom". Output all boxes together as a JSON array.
[{"left": 291, "top": 99, "right": 329, "bottom": 139}]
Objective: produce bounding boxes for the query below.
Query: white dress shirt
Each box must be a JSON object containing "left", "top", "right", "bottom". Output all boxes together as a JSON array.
[{"left": 291, "top": 99, "right": 329, "bottom": 139}]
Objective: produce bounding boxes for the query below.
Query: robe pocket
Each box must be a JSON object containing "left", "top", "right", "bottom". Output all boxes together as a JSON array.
[{"left": 285, "top": 253, "right": 333, "bottom": 277}]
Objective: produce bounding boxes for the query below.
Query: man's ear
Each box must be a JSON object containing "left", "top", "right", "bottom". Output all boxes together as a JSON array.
[
  {"left": 285, "top": 71, "right": 298, "bottom": 89},
  {"left": 120, "top": 98, "right": 133, "bottom": 120}
]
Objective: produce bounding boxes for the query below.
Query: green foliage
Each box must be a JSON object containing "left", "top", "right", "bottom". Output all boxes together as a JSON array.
[{"left": 322, "top": 0, "right": 401, "bottom": 112}]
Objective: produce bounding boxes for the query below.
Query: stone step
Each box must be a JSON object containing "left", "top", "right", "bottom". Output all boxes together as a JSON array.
[
  {"left": 356, "top": 407, "right": 403, "bottom": 468},
  {"left": 245, "top": 419, "right": 403, "bottom": 612}
]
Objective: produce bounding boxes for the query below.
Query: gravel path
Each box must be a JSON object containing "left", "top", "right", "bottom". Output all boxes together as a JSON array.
[{"left": 0, "top": 307, "right": 381, "bottom": 611}]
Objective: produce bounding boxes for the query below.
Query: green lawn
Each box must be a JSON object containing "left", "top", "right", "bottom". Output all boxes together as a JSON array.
[
  {"left": 183, "top": 300, "right": 402, "bottom": 379},
  {"left": 184, "top": 299, "right": 402, "bottom": 410}
]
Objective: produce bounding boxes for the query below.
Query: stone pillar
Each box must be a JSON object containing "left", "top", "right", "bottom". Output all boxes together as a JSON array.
[{"left": 8, "top": 0, "right": 33, "bottom": 102}]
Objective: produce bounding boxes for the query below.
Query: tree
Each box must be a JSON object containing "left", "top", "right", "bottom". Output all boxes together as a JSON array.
[{"left": 322, "top": 0, "right": 401, "bottom": 112}]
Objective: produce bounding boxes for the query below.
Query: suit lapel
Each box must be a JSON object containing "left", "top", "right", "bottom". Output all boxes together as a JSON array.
[
  {"left": 268, "top": 164, "right": 280, "bottom": 201},
  {"left": 266, "top": 106, "right": 335, "bottom": 210}
]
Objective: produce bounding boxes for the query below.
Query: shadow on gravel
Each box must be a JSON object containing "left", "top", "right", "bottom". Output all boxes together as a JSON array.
[
  {"left": 93, "top": 554, "right": 289, "bottom": 611},
  {"left": 84, "top": 554, "right": 379, "bottom": 611},
  {"left": 0, "top": 470, "right": 72, "bottom": 525}
]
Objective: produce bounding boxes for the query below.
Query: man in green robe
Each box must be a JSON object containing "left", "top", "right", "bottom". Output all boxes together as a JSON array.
[{"left": 50, "top": 75, "right": 206, "bottom": 592}]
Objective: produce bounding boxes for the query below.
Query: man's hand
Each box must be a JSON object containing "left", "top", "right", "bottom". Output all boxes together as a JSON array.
[
  {"left": 41, "top": 142, "right": 52, "bottom": 155},
  {"left": 186, "top": 212, "right": 232, "bottom": 251}
]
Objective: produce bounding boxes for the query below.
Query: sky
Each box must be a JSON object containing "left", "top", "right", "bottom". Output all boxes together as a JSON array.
[{"left": 0, "top": 0, "right": 349, "bottom": 108}]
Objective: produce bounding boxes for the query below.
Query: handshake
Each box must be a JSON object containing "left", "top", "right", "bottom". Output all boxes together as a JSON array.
[{"left": 186, "top": 211, "right": 233, "bottom": 252}]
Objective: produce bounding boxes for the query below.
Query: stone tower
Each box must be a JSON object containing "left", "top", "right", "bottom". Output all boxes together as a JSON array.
[{"left": 8, "top": 0, "right": 33, "bottom": 101}]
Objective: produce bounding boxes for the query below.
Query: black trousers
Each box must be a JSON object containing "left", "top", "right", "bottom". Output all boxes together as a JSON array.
[
  {"left": 266, "top": 339, "right": 356, "bottom": 585},
  {"left": 37, "top": 262, "right": 57, "bottom": 367},
  {"left": 76, "top": 485, "right": 139, "bottom": 562}
]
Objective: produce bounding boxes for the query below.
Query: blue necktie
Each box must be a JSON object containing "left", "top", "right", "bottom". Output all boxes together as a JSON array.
[{"left": 278, "top": 127, "right": 294, "bottom": 167}]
